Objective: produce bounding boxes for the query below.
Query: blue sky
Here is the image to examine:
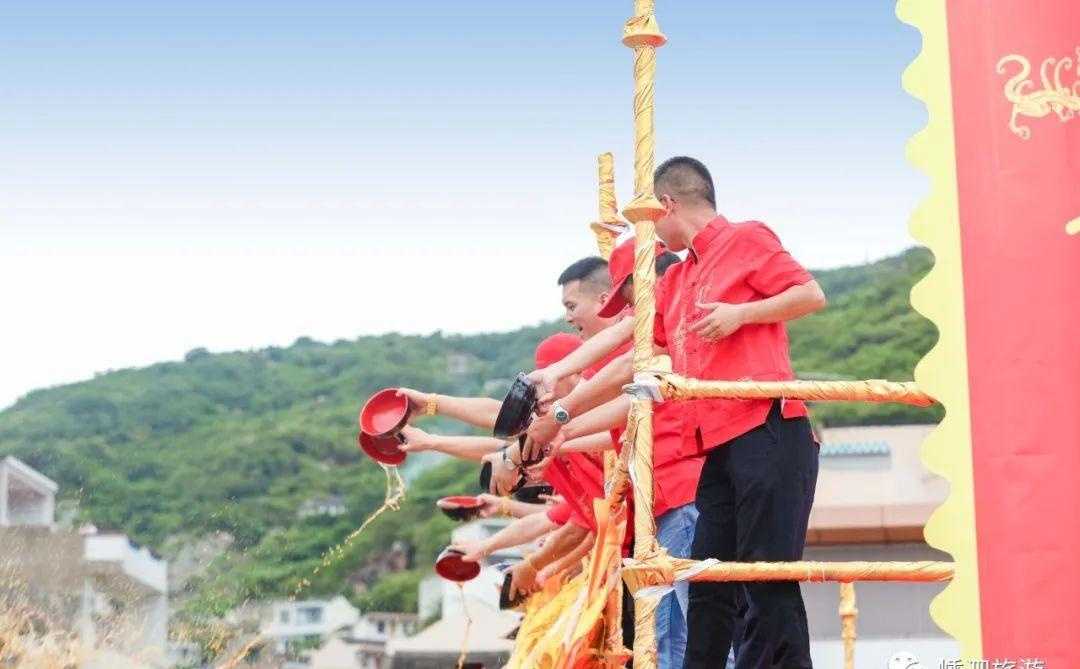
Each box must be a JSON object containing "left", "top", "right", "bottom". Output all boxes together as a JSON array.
[{"left": 0, "top": 1, "right": 925, "bottom": 407}]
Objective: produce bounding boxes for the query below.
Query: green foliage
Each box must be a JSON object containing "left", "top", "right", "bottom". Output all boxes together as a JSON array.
[{"left": 0, "top": 247, "right": 939, "bottom": 619}]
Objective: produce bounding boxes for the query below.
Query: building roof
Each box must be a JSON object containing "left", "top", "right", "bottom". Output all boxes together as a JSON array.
[
  {"left": 387, "top": 600, "right": 518, "bottom": 656},
  {"left": 808, "top": 424, "right": 944, "bottom": 544},
  {"left": 1, "top": 456, "right": 59, "bottom": 493}
]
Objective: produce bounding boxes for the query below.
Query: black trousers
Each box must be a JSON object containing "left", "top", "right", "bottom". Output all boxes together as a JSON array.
[{"left": 683, "top": 402, "right": 819, "bottom": 669}]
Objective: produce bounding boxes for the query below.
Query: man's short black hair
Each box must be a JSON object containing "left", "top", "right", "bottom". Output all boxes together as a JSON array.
[
  {"left": 656, "top": 251, "right": 681, "bottom": 276},
  {"left": 654, "top": 156, "right": 716, "bottom": 208},
  {"left": 479, "top": 461, "right": 493, "bottom": 492},
  {"left": 623, "top": 251, "right": 681, "bottom": 293},
  {"left": 557, "top": 256, "right": 611, "bottom": 294}
]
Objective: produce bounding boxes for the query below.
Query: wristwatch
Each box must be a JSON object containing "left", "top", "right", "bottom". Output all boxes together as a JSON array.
[{"left": 552, "top": 401, "right": 571, "bottom": 425}]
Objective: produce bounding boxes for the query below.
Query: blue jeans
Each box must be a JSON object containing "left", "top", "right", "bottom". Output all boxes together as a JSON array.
[
  {"left": 656, "top": 503, "right": 737, "bottom": 669},
  {"left": 654, "top": 503, "right": 696, "bottom": 669}
]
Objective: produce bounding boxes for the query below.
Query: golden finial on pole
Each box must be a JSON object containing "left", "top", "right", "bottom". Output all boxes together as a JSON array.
[{"left": 590, "top": 153, "right": 629, "bottom": 260}]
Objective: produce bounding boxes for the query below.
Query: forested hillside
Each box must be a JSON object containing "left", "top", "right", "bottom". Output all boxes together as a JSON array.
[{"left": 0, "top": 246, "right": 938, "bottom": 629}]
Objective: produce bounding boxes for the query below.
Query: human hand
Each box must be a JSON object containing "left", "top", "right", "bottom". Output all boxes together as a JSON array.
[
  {"left": 509, "top": 559, "right": 540, "bottom": 600},
  {"left": 689, "top": 301, "right": 746, "bottom": 340},
  {"left": 476, "top": 493, "right": 505, "bottom": 518},
  {"left": 452, "top": 539, "right": 490, "bottom": 563},
  {"left": 395, "top": 387, "right": 432, "bottom": 419},
  {"left": 526, "top": 368, "right": 560, "bottom": 405},
  {"left": 398, "top": 425, "right": 438, "bottom": 453},
  {"left": 524, "top": 415, "right": 560, "bottom": 460}
]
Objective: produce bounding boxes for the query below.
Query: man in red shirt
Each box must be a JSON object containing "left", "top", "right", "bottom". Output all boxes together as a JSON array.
[
  {"left": 524, "top": 158, "right": 826, "bottom": 668},
  {"left": 652, "top": 157, "right": 825, "bottom": 669}
]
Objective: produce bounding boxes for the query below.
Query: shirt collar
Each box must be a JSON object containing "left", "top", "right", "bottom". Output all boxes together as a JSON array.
[{"left": 687, "top": 214, "right": 730, "bottom": 261}]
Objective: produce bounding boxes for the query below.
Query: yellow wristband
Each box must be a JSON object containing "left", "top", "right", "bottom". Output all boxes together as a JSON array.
[
  {"left": 499, "top": 497, "right": 512, "bottom": 517},
  {"left": 424, "top": 394, "right": 438, "bottom": 416}
]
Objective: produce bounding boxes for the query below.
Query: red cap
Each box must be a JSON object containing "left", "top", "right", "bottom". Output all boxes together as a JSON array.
[
  {"left": 534, "top": 332, "right": 583, "bottom": 369},
  {"left": 597, "top": 238, "right": 666, "bottom": 318}
]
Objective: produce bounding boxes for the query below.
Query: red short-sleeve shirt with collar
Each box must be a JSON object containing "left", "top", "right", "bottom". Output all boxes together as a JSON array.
[{"left": 654, "top": 216, "right": 814, "bottom": 453}]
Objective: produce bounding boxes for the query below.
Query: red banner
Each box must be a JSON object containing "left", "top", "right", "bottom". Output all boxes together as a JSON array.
[{"left": 946, "top": 1, "right": 1080, "bottom": 664}]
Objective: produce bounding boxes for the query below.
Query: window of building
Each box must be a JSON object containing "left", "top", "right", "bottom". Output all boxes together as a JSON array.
[
  {"left": 297, "top": 606, "right": 323, "bottom": 624},
  {"left": 377, "top": 621, "right": 385, "bottom": 634}
]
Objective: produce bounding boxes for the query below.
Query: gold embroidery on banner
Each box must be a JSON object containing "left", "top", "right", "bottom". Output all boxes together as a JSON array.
[{"left": 996, "top": 47, "right": 1080, "bottom": 140}]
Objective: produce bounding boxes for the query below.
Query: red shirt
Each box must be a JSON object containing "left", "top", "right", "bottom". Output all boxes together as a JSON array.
[
  {"left": 613, "top": 400, "right": 703, "bottom": 518},
  {"left": 542, "top": 452, "right": 605, "bottom": 532},
  {"left": 546, "top": 501, "right": 573, "bottom": 526},
  {"left": 654, "top": 216, "right": 814, "bottom": 453}
]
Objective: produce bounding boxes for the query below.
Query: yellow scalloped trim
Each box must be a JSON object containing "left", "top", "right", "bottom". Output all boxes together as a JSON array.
[{"left": 896, "top": 0, "right": 983, "bottom": 658}]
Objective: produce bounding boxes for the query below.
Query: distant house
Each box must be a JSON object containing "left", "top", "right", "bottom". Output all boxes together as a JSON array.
[
  {"left": 0, "top": 456, "right": 170, "bottom": 668},
  {"left": 306, "top": 612, "right": 420, "bottom": 669},
  {"left": 386, "top": 601, "right": 517, "bottom": 669},
  {"left": 263, "top": 596, "right": 362, "bottom": 655},
  {"left": 0, "top": 455, "right": 57, "bottom": 527}
]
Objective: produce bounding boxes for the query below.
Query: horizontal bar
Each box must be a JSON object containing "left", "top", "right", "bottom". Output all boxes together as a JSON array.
[
  {"left": 621, "top": 558, "right": 953, "bottom": 595},
  {"left": 656, "top": 375, "right": 935, "bottom": 407}
]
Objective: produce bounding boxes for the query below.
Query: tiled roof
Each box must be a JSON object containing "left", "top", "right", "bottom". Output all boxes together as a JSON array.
[{"left": 819, "top": 440, "right": 891, "bottom": 457}]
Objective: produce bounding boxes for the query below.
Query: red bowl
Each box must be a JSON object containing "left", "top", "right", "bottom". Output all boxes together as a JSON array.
[
  {"left": 358, "top": 431, "right": 406, "bottom": 466},
  {"left": 359, "top": 388, "right": 411, "bottom": 436},
  {"left": 435, "top": 547, "right": 481, "bottom": 582},
  {"left": 437, "top": 496, "right": 484, "bottom": 522}
]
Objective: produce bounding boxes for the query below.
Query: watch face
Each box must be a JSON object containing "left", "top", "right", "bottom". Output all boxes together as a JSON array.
[{"left": 554, "top": 406, "right": 570, "bottom": 424}]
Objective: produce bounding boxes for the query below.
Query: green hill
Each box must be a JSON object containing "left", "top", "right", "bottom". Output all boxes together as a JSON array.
[{"left": 0, "top": 246, "right": 939, "bottom": 637}]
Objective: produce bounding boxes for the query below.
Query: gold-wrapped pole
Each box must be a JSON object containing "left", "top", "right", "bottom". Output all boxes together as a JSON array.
[
  {"left": 621, "top": 558, "right": 954, "bottom": 595},
  {"left": 657, "top": 375, "right": 936, "bottom": 407},
  {"left": 839, "top": 582, "right": 858, "bottom": 669},
  {"left": 591, "top": 153, "right": 628, "bottom": 261},
  {"left": 621, "top": 2, "right": 667, "bottom": 666}
]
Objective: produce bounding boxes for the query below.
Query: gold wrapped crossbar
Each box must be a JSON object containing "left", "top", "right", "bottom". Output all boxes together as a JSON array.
[
  {"left": 657, "top": 375, "right": 935, "bottom": 407},
  {"left": 621, "top": 558, "right": 954, "bottom": 596}
]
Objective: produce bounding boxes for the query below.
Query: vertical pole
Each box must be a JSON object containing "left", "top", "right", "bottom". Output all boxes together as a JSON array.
[
  {"left": 591, "top": 152, "right": 628, "bottom": 261},
  {"left": 621, "top": 3, "right": 666, "bottom": 667},
  {"left": 839, "top": 582, "right": 858, "bottom": 669},
  {"left": 591, "top": 151, "right": 630, "bottom": 661}
]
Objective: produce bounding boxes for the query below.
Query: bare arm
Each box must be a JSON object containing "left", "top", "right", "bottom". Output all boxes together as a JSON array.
[
  {"left": 524, "top": 352, "right": 633, "bottom": 458},
  {"left": 561, "top": 395, "right": 631, "bottom": 442},
  {"left": 509, "top": 522, "right": 591, "bottom": 599},
  {"left": 399, "top": 426, "right": 506, "bottom": 461},
  {"left": 396, "top": 388, "right": 501, "bottom": 430},
  {"left": 560, "top": 430, "right": 617, "bottom": 454},
  {"left": 528, "top": 317, "right": 634, "bottom": 396},
  {"left": 692, "top": 280, "right": 827, "bottom": 341},
  {"left": 537, "top": 531, "right": 595, "bottom": 584},
  {"left": 454, "top": 512, "right": 556, "bottom": 562}
]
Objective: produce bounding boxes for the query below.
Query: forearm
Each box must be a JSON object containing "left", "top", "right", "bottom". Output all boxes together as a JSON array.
[
  {"left": 505, "top": 500, "right": 549, "bottom": 518},
  {"left": 562, "top": 396, "right": 631, "bottom": 441},
  {"left": 432, "top": 435, "right": 507, "bottom": 461},
  {"left": 545, "top": 318, "right": 634, "bottom": 379},
  {"left": 541, "top": 532, "right": 595, "bottom": 579},
  {"left": 528, "top": 522, "right": 590, "bottom": 572},
  {"left": 740, "top": 280, "right": 826, "bottom": 325},
  {"left": 561, "top": 351, "right": 633, "bottom": 417},
  {"left": 485, "top": 513, "right": 557, "bottom": 554},
  {"left": 433, "top": 395, "right": 502, "bottom": 430},
  {"left": 560, "top": 431, "right": 616, "bottom": 454}
]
